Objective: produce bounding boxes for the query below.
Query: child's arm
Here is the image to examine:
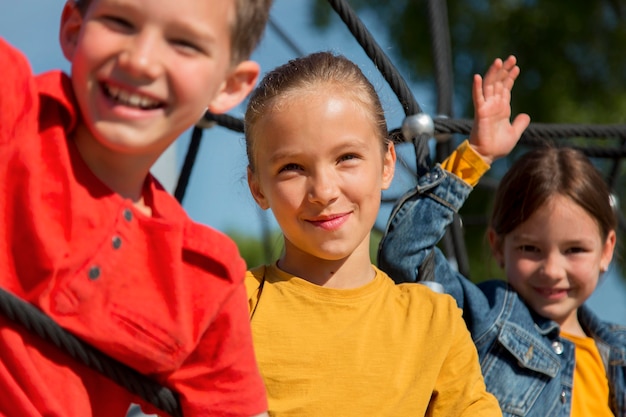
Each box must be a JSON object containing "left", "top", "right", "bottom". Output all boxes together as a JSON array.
[
  {"left": 0, "top": 38, "right": 38, "bottom": 146},
  {"left": 378, "top": 56, "right": 529, "bottom": 298}
]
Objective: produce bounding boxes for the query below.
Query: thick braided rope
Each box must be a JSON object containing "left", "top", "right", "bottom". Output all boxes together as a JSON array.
[{"left": 0, "top": 288, "right": 183, "bottom": 417}]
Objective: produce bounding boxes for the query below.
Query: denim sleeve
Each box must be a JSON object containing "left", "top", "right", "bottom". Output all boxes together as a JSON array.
[
  {"left": 378, "top": 165, "right": 512, "bottom": 342},
  {"left": 378, "top": 164, "right": 471, "bottom": 285},
  {"left": 378, "top": 165, "right": 489, "bottom": 311}
]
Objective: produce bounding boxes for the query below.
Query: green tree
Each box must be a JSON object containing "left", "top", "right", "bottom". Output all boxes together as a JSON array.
[{"left": 312, "top": 0, "right": 626, "bottom": 278}]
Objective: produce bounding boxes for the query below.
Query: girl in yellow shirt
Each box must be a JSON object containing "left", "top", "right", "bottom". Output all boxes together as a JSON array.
[{"left": 242, "top": 51, "right": 529, "bottom": 416}]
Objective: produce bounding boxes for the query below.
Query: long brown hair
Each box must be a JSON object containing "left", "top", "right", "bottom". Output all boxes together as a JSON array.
[{"left": 490, "top": 146, "right": 616, "bottom": 241}]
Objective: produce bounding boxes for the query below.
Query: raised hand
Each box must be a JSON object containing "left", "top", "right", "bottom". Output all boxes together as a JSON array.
[{"left": 468, "top": 55, "right": 531, "bottom": 164}]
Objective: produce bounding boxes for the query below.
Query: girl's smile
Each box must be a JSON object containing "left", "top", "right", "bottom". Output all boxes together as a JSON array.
[
  {"left": 494, "top": 193, "right": 616, "bottom": 334},
  {"left": 306, "top": 212, "right": 352, "bottom": 231}
]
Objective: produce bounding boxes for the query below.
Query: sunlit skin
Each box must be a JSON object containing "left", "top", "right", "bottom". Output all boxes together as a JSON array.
[
  {"left": 59, "top": 0, "right": 259, "bottom": 204},
  {"left": 489, "top": 194, "right": 616, "bottom": 335},
  {"left": 248, "top": 85, "right": 396, "bottom": 289}
]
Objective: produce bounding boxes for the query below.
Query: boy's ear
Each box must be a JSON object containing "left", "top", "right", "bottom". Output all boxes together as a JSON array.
[
  {"left": 247, "top": 167, "right": 270, "bottom": 210},
  {"left": 381, "top": 141, "right": 397, "bottom": 190},
  {"left": 487, "top": 228, "right": 504, "bottom": 268},
  {"left": 208, "top": 60, "right": 260, "bottom": 114},
  {"left": 59, "top": 1, "right": 83, "bottom": 61}
]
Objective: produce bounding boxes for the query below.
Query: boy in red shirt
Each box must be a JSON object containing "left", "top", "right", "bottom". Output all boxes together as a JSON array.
[{"left": 0, "top": 0, "right": 272, "bottom": 416}]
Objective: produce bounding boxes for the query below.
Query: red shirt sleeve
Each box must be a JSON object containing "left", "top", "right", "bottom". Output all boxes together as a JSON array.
[{"left": 0, "top": 37, "right": 38, "bottom": 146}]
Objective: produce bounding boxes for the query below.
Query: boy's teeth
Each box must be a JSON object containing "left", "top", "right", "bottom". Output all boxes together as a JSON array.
[{"left": 105, "top": 84, "right": 160, "bottom": 109}]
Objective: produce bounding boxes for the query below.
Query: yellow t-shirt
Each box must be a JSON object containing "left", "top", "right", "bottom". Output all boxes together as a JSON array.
[
  {"left": 561, "top": 332, "right": 613, "bottom": 417},
  {"left": 246, "top": 264, "right": 501, "bottom": 417}
]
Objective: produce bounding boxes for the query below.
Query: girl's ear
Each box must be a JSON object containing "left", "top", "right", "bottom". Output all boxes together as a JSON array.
[
  {"left": 59, "top": 1, "right": 83, "bottom": 61},
  {"left": 488, "top": 228, "right": 504, "bottom": 268},
  {"left": 600, "top": 229, "right": 617, "bottom": 272},
  {"left": 208, "top": 60, "right": 260, "bottom": 114},
  {"left": 381, "top": 141, "right": 397, "bottom": 190},
  {"left": 247, "top": 167, "right": 270, "bottom": 210}
]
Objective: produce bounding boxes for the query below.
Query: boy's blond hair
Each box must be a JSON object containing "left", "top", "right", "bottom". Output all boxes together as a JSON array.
[{"left": 74, "top": 0, "right": 273, "bottom": 64}]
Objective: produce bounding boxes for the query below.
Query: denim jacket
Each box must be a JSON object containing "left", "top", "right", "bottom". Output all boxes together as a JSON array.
[{"left": 378, "top": 165, "right": 626, "bottom": 417}]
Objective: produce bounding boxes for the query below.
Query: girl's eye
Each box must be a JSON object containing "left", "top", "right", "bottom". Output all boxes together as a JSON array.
[
  {"left": 566, "top": 246, "right": 587, "bottom": 254},
  {"left": 338, "top": 153, "right": 359, "bottom": 163},
  {"left": 519, "top": 245, "right": 539, "bottom": 253},
  {"left": 278, "top": 163, "right": 302, "bottom": 173}
]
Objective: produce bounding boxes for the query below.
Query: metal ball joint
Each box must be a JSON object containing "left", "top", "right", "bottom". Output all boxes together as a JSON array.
[
  {"left": 609, "top": 193, "right": 619, "bottom": 213},
  {"left": 401, "top": 113, "right": 435, "bottom": 141}
]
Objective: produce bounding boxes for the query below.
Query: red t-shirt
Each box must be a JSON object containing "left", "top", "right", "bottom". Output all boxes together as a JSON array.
[{"left": 0, "top": 38, "right": 267, "bottom": 417}]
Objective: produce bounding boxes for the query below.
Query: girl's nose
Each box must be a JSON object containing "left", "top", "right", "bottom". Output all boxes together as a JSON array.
[
  {"left": 307, "top": 169, "right": 339, "bottom": 205},
  {"left": 540, "top": 252, "right": 566, "bottom": 281}
]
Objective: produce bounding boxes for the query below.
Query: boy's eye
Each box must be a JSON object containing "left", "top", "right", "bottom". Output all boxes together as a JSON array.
[
  {"left": 171, "top": 39, "right": 204, "bottom": 55},
  {"left": 102, "top": 15, "right": 133, "bottom": 31}
]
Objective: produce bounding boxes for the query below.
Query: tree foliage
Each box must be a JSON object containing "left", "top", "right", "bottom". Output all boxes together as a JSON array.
[
  {"left": 313, "top": 0, "right": 626, "bottom": 123},
  {"left": 311, "top": 0, "right": 626, "bottom": 278}
]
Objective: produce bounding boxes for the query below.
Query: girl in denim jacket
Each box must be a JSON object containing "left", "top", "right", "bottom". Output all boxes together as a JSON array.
[{"left": 378, "top": 128, "right": 626, "bottom": 413}]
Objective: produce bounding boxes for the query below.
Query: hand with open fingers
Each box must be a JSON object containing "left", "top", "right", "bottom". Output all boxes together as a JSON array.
[{"left": 468, "top": 55, "right": 531, "bottom": 164}]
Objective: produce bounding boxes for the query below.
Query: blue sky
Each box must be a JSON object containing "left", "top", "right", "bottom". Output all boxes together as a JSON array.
[{"left": 2, "top": 0, "right": 624, "bottom": 325}]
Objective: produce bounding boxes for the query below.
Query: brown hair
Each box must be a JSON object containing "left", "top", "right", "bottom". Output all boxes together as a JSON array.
[
  {"left": 490, "top": 146, "right": 617, "bottom": 241},
  {"left": 244, "top": 51, "right": 389, "bottom": 172},
  {"left": 73, "top": 0, "right": 273, "bottom": 64}
]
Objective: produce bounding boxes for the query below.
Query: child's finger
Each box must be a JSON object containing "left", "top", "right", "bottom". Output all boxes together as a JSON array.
[
  {"left": 503, "top": 65, "right": 521, "bottom": 91},
  {"left": 502, "top": 55, "right": 517, "bottom": 71},
  {"left": 482, "top": 58, "right": 504, "bottom": 87},
  {"left": 512, "top": 113, "right": 531, "bottom": 138},
  {"left": 473, "top": 73, "right": 485, "bottom": 107}
]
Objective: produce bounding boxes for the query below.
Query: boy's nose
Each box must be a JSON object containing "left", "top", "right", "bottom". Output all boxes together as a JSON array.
[{"left": 118, "top": 34, "right": 162, "bottom": 80}]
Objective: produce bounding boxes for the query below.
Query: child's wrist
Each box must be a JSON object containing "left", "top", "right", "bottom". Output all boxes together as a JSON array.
[{"left": 468, "top": 143, "right": 494, "bottom": 165}]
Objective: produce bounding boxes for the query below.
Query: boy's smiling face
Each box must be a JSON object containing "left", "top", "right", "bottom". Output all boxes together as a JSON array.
[{"left": 59, "top": 0, "right": 259, "bottom": 191}]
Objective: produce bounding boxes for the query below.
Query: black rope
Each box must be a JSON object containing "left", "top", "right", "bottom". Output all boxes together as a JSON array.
[
  {"left": 425, "top": 0, "right": 470, "bottom": 278},
  {"left": 201, "top": 112, "right": 245, "bottom": 133},
  {"left": 0, "top": 288, "right": 182, "bottom": 417},
  {"left": 174, "top": 126, "right": 204, "bottom": 204},
  {"left": 325, "top": 0, "right": 421, "bottom": 116},
  {"left": 432, "top": 118, "right": 626, "bottom": 140}
]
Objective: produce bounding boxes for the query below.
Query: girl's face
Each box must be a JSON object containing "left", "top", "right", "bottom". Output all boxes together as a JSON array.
[
  {"left": 490, "top": 194, "right": 616, "bottom": 334},
  {"left": 248, "top": 85, "right": 395, "bottom": 270}
]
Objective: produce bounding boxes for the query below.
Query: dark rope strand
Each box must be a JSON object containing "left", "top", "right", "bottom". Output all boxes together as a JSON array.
[
  {"left": 174, "top": 126, "right": 204, "bottom": 203},
  {"left": 326, "top": 0, "right": 421, "bottom": 116},
  {"left": 0, "top": 288, "right": 182, "bottom": 417},
  {"left": 432, "top": 119, "right": 626, "bottom": 140},
  {"left": 426, "top": 0, "right": 471, "bottom": 278}
]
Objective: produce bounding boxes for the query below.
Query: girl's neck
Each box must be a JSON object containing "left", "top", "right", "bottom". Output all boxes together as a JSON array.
[
  {"left": 558, "top": 313, "right": 586, "bottom": 337},
  {"left": 278, "top": 243, "right": 375, "bottom": 289}
]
